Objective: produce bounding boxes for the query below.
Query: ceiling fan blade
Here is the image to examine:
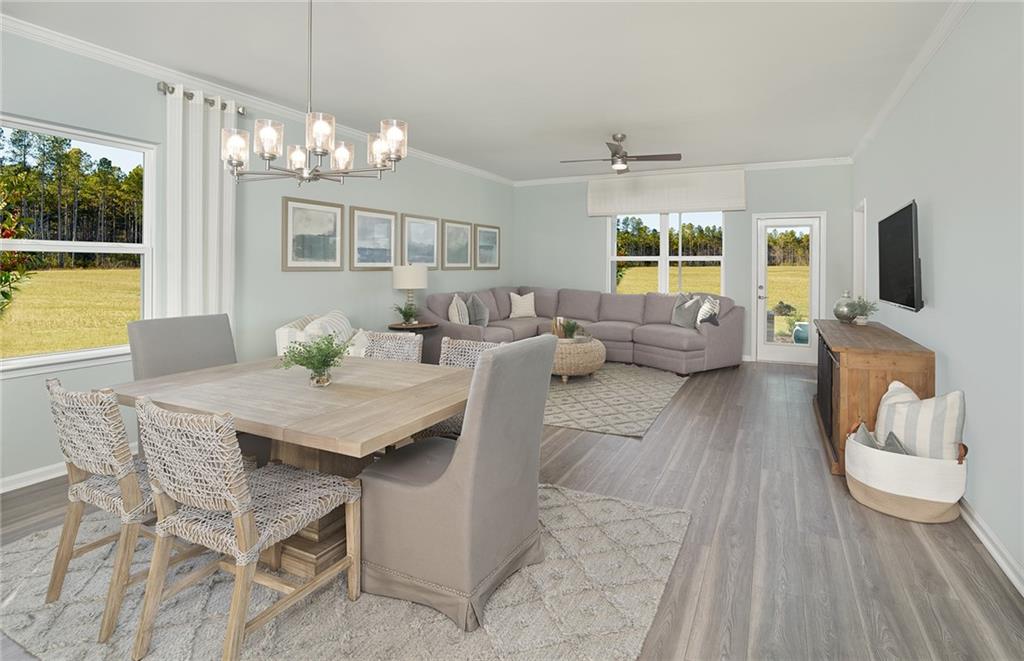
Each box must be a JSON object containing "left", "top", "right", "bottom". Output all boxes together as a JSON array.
[
  {"left": 559, "top": 158, "right": 613, "bottom": 163},
  {"left": 606, "top": 142, "right": 625, "bottom": 157},
  {"left": 626, "top": 153, "right": 682, "bottom": 162}
]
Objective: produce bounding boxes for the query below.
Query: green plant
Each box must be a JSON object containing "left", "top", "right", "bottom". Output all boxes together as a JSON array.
[
  {"left": 280, "top": 335, "right": 352, "bottom": 378},
  {"left": 561, "top": 319, "right": 578, "bottom": 339},
  {"left": 772, "top": 300, "right": 796, "bottom": 317},
  {"left": 615, "top": 264, "right": 628, "bottom": 285},
  {"left": 849, "top": 297, "right": 878, "bottom": 318},
  {"left": 393, "top": 302, "right": 418, "bottom": 324},
  {"left": 785, "top": 316, "right": 798, "bottom": 336},
  {"left": 0, "top": 192, "right": 37, "bottom": 315}
]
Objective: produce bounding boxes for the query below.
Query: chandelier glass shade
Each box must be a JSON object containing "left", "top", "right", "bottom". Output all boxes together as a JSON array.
[{"left": 221, "top": 0, "right": 407, "bottom": 185}]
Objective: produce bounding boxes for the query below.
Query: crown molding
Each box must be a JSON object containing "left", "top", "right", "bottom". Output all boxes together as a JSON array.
[
  {"left": 852, "top": 0, "right": 973, "bottom": 160},
  {"left": 0, "top": 14, "right": 514, "bottom": 186},
  {"left": 512, "top": 156, "right": 853, "bottom": 188}
]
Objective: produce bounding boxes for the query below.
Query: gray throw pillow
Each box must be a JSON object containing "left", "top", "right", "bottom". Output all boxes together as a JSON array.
[
  {"left": 852, "top": 422, "right": 908, "bottom": 455},
  {"left": 467, "top": 294, "right": 489, "bottom": 327},
  {"left": 670, "top": 294, "right": 701, "bottom": 329}
]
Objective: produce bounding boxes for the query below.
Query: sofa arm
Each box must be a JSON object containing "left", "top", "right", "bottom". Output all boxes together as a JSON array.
[
  {"left": 419, "top": 310, "right": 485, "bottom": 363},
  {"left": 700, "top": 305, "right": 744, "bottom": 371}
]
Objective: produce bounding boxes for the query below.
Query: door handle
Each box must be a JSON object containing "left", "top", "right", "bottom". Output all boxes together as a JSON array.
[{"left": 757, "top": 295, "right": 767, "bottom": 300}]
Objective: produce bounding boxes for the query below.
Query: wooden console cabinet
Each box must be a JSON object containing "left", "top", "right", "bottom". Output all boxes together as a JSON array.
[{"left": 813, "top": 320, "right": 934, "bottom": 475}]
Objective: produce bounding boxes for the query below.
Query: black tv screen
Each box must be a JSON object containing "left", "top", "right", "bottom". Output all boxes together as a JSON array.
[{"left": 878, "top": 201, "right": 923, "bottom": 311}]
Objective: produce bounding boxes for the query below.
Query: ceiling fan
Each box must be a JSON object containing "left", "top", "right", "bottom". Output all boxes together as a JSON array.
[{"left": 560, "top": 133, "right": 682, "bottom": 174}]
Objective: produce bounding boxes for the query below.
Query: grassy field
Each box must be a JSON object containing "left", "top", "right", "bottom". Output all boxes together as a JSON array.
[
  {"left": 0, "top": 268, "right": 141, "bottom": 359},
  {"left": 617, "top": 264, "right": 810, "bottom": 335}
]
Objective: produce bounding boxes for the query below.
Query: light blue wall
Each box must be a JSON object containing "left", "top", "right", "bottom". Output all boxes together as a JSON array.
[{"left": 852, "top": 3, "right": 1023, "bottom": 567}]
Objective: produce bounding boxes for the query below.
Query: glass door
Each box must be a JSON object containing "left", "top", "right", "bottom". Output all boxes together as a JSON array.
[{"left": 754, "top": 215, "right": 822, "bottom": 364}]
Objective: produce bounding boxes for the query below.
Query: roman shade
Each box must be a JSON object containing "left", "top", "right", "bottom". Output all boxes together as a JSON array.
[{"left": 586, "top": 169, "right": 746, "bottom": 217}]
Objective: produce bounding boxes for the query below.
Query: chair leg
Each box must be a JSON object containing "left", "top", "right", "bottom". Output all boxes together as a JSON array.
[
  {"left": 46, "top": 500, "right": 84, "bottom": 603},
  {"left": 99, "top": 521, "right": 141, "bottom": 642},
  {"left": 132, "top": 534, "right": 173, "bottom": 660},
  {"left": 222, "top": 563, "right": 256, "bottom": 661},
  {"left": 346, "top": 498, "right": 361, "bottom": 601}
]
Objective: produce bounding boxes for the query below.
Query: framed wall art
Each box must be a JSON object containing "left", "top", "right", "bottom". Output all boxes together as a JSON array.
[
  {"left": 281, "top": 197, "right": 343, "bottom": 271},
  {"left": 350, "top": 206, "right": 398, "bottom": 270}
]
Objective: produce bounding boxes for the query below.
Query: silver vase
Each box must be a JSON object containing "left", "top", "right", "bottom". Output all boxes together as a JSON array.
[{"left": 833, "top": 290, "right": 857, "bottom": 323}]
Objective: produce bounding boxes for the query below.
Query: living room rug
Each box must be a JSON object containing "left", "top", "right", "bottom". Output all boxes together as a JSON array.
[
  {"left": 0, "top": 485, "right": 690, "bottom": 660},
  {"left": 544, "top": 364, "right": 689, "bottom": 438}
]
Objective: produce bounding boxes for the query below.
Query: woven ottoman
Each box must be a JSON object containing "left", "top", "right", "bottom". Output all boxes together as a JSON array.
[{"left": 552, "top": 338, "right": 606, "bottom": 383}]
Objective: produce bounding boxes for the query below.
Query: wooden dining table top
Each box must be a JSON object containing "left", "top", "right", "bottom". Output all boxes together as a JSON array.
[{"left": 111, "top": 357, "right": 472, "bottom": 459}]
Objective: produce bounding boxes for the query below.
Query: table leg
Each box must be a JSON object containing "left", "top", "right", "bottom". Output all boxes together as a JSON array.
[{"left": 269, "top": 442, "right": 372, "bottom": 578}]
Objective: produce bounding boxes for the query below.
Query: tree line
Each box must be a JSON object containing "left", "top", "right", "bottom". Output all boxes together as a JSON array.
[{"left": 0, "top": 127, "right": 144, "bottom": 269}]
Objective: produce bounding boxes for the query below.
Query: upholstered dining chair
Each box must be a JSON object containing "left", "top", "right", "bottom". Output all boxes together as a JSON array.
[
  {"left": 127, "top": 314, "right": 270, "bottom": 465},
  {"left": 359, "top": 334, "right": 558, "bottom": 631},
  {"left": 363, "top": 330, "right": 423, "bottom": 363},
  {"left": 412, "top": 337, "right": 501, "bottom": 440},
  {"left": 131, "top": 399, "right": 362, "bottom": 661}
]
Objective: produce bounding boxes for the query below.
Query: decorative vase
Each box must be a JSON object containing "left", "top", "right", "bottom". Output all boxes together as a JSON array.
[
  {"left": 833, "top": 290, "right": 857, "bottom": 323},
  {"left": 310, "top": 371, "right": 331, "bottom": 388},
  {"left": 854, "top": 316, "right": 869, "bottom": 326}
]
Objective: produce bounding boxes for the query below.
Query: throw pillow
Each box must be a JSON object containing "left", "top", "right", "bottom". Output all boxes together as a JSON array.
[
  {"left": 509, "top": 292, "right": 536, "bottom": 318},
  {"left": 852, "top": 422, "right": 908, "bottom": 455},
  {"left": 697, "top": 296, "right": 721, "bottom": 326},
  {"left": 448, "top": 295, "right": 470, "bottom": 325},
  {"left": 305, "top": 310, "right": 354, "bottom": 342},
  {"left": 345, "top": 329, "right": 369, "bottom": 357},
  {"left": 875, "top": 381, "right": 922, "bottom": 443},
  {"left": 670, "top": 294, "right": 701, "bottom": 329},
  {"left": 467, "top": 293, "right": 490, "bottom": 327},
  {"left": 880, "top": 390, "right": 966, "bottom": 460}
]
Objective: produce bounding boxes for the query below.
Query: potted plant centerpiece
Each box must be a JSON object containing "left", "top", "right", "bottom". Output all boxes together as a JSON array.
[
  {"left": 849, "top": 297, "right": 879, "bottom": 325},
  {"left": 393, "top": 303, "right": 418, "bottom": 325},
  {"left": 280, "top": 334, "right": 352, "bottom": 387}
]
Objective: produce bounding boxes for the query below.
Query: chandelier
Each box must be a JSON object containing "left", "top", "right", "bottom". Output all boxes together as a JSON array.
[{"left": 219, "top": 0, "right": 407, "bottom": 185}]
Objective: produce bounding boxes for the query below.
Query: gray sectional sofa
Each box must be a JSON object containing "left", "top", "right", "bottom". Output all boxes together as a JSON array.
[{"left": 418, "top": 286, "right": 744, "bottom": 375}]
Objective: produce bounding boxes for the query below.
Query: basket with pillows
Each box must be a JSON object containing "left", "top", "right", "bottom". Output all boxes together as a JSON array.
[{"left": 845, "top": 381, "right": 968, "bottom": 523}]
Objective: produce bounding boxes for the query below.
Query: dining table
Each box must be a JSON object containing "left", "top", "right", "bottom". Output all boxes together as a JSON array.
[{"left": 112, "top": 356, "right": 472, "bottom": 578}]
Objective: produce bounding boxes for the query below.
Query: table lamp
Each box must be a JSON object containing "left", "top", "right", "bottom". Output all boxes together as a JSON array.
[{"left": 392, "top": 263, "right": 428, "bottom": 311}]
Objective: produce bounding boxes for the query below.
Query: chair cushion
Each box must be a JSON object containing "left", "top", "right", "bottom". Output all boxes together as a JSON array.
[
  {"left": 519, "top": 287, "right": 559, "bottom": 319},
  {"left": 633, "top": 324, "right": 707, "bottom": 351},
  {"left": 556, "top": 289, "right": 601, "bottom": 322},
  {"left": 482, "top": 326, "right": 514, "bottom": 343},
  {"left": 489, "top": 318, "right": 542, "bottom": 340},
  {"left": 587, "top": 320, "right": 639, "bottom": 343},
  {"left": 68, "top": 459, "right": 155, "bottom": 523},
  {"left": 491, "top": 287, "right": 518, "bottom": 320},
  {"left": 599, "top": 294, "right": 645, "bottom": 322},
  {"left": 361, "top": 437, "right": 456, "bottom": 486}
]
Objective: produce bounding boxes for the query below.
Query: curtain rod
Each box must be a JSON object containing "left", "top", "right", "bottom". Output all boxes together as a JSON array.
[{"left": 156, "top": 81, "right": 247, "bottom": 116}]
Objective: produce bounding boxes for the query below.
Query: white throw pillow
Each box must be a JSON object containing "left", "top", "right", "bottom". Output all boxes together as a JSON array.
[
  {"left": 509, "top": 292, "right": 536, "bottom": 318},
  {"left": 345, "top": 329, "right": 369, "bottom": 357},
  {"left": 448, "top": 295, "right": 470, "bottom": 325},
  {"left": 875, "top": 381, "right": 965, "bottom": 460},
  {"left": 304, "top": 310, "right": 354, "bottom": 342},
  {"left": 697, "top": 296, "right": 721, "bottom": 325}
]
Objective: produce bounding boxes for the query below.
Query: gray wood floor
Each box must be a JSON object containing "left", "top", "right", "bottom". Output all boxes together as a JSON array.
[{"left": 3, "top": 362, "right": 1023, "bottom": 660}]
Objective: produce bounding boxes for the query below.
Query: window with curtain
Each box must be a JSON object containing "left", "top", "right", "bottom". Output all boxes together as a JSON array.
[
  {"left": 610, "top": 212, "right": 724, "bottom": 295},
  {"left": 0, "top": 121, "right": 152, "bottom": 361}
]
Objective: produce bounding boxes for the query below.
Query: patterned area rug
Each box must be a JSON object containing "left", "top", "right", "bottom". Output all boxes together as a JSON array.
[
  {"left": 0, "top": 485, "right": 689, "bottom": 660},
  {"left": 545, "top": 364, "right": 689, "bottom": 437}
]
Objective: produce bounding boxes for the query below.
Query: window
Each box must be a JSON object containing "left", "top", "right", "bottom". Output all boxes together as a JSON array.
[
  {"left": 610, "top": 211, "right": 723, "bottom": 295},
  {"left": 0, "top": 120, "right": 153, "bottom": 364}
]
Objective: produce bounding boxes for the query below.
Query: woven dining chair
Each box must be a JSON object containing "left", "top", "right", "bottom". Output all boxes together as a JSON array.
[
  {"left": 413, "top": 337, "right": 500, "bottom": 440},
  {"left": 44, "top": 379, "right": 205, "bottom": 643},
  {"left": 363, "top": 331, "right": 423, "bottom": 363},
  {"left": 131, "top": 398, "right": 361, "bottom": 661}
]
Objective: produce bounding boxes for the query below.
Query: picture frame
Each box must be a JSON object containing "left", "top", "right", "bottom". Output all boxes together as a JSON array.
[
  {"left": 281, "top": 197, "right": 344, "bottom": 271},
  {"left": 401, "top": 214, "right": 439, "bottom": 270},
  {"left": 474, "top": 223, "right": 501, "bottom": 270},
  {"left": 350, "top": 206, "right": 398, "bottom": 271},
  {"left": 442, "top": 219, "right": 474, "bottom": 270}
]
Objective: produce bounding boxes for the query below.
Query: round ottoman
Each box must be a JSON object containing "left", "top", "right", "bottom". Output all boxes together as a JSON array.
[{"left": 552, "top": 338, "right": 606, "bottom": 383}]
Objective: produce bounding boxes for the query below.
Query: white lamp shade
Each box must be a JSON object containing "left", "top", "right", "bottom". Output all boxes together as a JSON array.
[{"left": 392, "top": 264, "right": 428, "bottom": 290}]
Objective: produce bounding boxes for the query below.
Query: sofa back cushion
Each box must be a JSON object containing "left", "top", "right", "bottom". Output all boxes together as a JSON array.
[
  {"left": 557, "top": 289, "right": 601, "bottom": 322},
  {"left": 644, "top": 292, "right": 735, "bottom": 323},
  {"left": 599, "top": 293, "right": 645, "bottom": 322},
  {"left": 427, "top": 292, "right": 462, "bottom": 320},
  {"left": 490, "top": 287, "right": 518, "bottom": 320},
  {"left": 520, "top": 286, "right": 559, "bottom": 318}
]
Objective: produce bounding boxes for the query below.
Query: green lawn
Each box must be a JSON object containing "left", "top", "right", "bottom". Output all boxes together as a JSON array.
[{"left": 0, "top": 268, "right": 141, "bottom": 359}]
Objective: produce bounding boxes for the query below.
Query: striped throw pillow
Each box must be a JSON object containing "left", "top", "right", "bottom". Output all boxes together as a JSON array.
[
  {"left": 697, "top": 296, "right": 721, "bottom": 326},
  {"left": 448, "top": 294, "right": 470, "bottom": 325},
  {"left": 875, "top": 381, "right": 965, "bottom": 460}
]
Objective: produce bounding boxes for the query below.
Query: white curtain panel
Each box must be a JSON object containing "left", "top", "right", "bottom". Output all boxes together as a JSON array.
[
  {"left": 586, "top": 169, "right": 746, "bottom": 217},
  {"left": 164, "top": 84, "right": 237, "bottom": 319}
]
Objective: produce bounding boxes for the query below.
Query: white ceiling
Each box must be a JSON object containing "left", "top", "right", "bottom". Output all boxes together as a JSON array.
[{"left": 4, "top": 2, "right": 950, "bottom": 181}]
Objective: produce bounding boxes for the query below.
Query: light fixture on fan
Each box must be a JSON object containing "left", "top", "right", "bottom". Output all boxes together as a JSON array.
[{"left": 220, "top": 0, "right": 408, "bottom": 185}]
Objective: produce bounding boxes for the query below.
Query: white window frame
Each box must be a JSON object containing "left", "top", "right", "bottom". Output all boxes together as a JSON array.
[
  {"left": 607, "top": 212, "right": 725, "bottom": 295},
  {"left": 0, "top": 114, "right": 156, "bottom": 377}
]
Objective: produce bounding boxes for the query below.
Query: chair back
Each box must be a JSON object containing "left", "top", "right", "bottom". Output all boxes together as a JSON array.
[
  {"left": 128, "top": 314, "right": 237, "bottom": 380},
  {"left": 46, "top": 379, "right": 134, "bottom": 479},
  {"left": 438, "top": 337, "right": 500, "bottom": 368},
  {"left": 364, "top": 331, "right": 423, "bottom": 363},
  {"left": 136, "top": 398, "right": 250, "bottom": 514}
]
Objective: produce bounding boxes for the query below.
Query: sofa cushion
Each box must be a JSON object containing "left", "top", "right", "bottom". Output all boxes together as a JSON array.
[
  {"left": 481, "top": 326, "right": 514, "bottom": 343},
  {"left": 599, "top": 294, "right": 645, "bottom": 322},
  {"left": 643, "top": 293, "right": 678, "bottom": 325},
  {"left": 489, "top": 318, "right": 542, "bottom": 341},
  {"left": 427, "top": 292, "right": 463, "bottom": 320},
  {"left": 587, "top": 320, "right": 638, "bottom": 343},
  {"left": 469, "top": 289, "right": 500, "bottom": 322},
  {"left": 520, "top": 286, "right": 559, "bottom": 319},
  {"left": 491, "top": 287, "right": 518, "bottom": 320},
  {"left": 633, "top": 324, "right": 707, "bottom": 351},
  {"left": 535, "top": 317, "right": 554, "bottom": 335},
  {"left": 557, "top": 289, "right": 601, "bottom": 322}
]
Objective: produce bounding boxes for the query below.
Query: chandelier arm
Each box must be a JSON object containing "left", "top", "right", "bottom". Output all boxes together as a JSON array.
[{"left": 234, "top": 172, "right": 297, "bottom": 182}]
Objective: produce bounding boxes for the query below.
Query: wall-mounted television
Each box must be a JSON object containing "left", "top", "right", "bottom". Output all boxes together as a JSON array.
[{"left": 878, "top": 200, "right": 923, "bottom": 311}]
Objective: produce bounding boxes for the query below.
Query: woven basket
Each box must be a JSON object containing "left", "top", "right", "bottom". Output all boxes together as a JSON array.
[{"left": 552, "top": 338, "right": 606, "bottom": 382}]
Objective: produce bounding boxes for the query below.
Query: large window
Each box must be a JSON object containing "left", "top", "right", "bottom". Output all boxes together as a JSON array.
[
  {"left": 0, "top": 120, "right": 152, "bottom": 363},
  {"left": 610, "top": 211, "right": 723, "bottom": 295}
]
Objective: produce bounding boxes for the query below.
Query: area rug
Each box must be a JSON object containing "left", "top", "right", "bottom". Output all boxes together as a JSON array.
[
  {"left": 0, "top": 485, "right": 690, "bottom": 660},
  {"left": 544, "top": 363, "right": 688, "bottom": 437}
]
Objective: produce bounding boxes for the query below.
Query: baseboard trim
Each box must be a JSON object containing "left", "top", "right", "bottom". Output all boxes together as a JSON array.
[
  {"left": 960, "top": 497, "right": 1024, "bottom": 597},
  {"left": 0, "top": 461, "right": 67, "bottom": 494},
  {"left": 742, "top": 354, "right": 755, "bottom": 362}
]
